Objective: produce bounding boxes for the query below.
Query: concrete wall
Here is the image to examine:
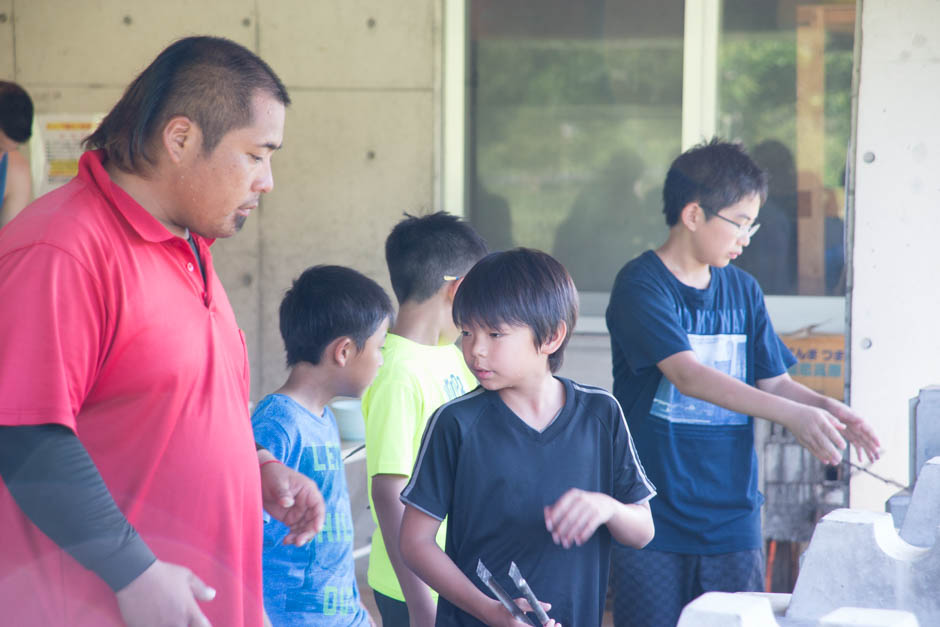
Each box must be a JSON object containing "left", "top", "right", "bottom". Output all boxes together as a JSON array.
[
  {"left": 849, "top": 0, "right": 940, "bottom": 509},
  {"left": 0, "top": 0, "right": 440, "bottom": 400}
]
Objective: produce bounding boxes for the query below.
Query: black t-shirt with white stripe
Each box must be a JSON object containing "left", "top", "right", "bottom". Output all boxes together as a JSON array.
[{"left": 401, "top": 377, "right": 656, "bottom": 627}]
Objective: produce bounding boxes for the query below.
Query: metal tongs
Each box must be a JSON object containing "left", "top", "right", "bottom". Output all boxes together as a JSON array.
[{"left": 476, "top": 559, "right": 551, "bottom": 626}]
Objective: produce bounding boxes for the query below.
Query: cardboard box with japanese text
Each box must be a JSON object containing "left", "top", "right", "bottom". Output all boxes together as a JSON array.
[{"left": 780, "top": 333, "right": 845, "bottom": 401}]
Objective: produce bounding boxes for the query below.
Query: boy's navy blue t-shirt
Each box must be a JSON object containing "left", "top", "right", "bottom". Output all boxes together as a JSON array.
[
  {"left": 401, "top": 377, "right": 656, "bottom": 627},
  {"left": 606, "top": 250, "right": 795, "bottom": 554}
]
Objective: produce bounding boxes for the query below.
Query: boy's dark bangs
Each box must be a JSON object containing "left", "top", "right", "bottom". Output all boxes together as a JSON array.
[
  {"left": 454, "top": 292, "right": 530, "bottom": 334},
  {"left": 453, "top": 271, "right": 516, "bottom": 329},
  {"left": 453, "top": 265, "right": 553, "bottom": 346}
]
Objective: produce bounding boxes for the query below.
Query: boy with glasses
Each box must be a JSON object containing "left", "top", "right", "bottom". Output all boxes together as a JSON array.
[{"left": 605, "top": 138, "right": 881, "bottom": 627}]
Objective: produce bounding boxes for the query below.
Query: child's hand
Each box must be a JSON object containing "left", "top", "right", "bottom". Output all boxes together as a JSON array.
[
  {"left": 787, "top": 405, "right": 847, "bottom": 465},
  {"left": 544, "top": 489, "right": 615, "bottom": 549},
  {"left": 825, "top": 401, "right": 882, "bottom": 463},
  {"left": 485, "top": 598, "right": 559, "bottom": 627},
  {"left": 259, "top": 461, "right": 326, "bottom": 545}
]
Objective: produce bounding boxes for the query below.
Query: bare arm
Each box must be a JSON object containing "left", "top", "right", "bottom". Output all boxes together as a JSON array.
[
  {"left": 1, "top": 149, "right": 31, "bottom": 226},
  {"left": 399, "top": 506, "right": 555, "bottom": 627},
  {"left": 372, "top": 474, "right": 437, "bottom": 627},
  {"left": 756, "top": 372, "right": 881, "bottom": 462},
  {"left": 657, "top": 351, "right": 880, "bottom": 464},
  {"left": 257, "top": 447, "right": 325, "bottom": 546},
  {"left": 544, "top": 489, "right": 653, "bottom": 549}
]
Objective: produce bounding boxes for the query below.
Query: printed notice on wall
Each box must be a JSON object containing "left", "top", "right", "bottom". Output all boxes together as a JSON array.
[{"left": 29, "top": 114, "right": 104, "bottom": 196}]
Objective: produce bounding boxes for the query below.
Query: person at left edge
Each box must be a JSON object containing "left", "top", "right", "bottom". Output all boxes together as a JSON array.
[
  {"left": 0, "top": 80, "right": 33, "bottom": 227},
  {"left": 0, "top": 36, "right": 324, "bottom": 627}
]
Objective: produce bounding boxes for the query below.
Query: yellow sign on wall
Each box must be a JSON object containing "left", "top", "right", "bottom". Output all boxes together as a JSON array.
[
  {"left": 781, "top": 333, "right": 845, "bottom": 401},
  {"left": 29, "top": 114, "right": 104, "bottom": 197}
]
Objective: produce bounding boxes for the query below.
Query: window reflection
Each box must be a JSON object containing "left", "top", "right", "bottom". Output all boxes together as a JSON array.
[
  {"left": 467, "top": 0, "right": 853, "bottom": 298},
  {"left": 719, "top": 1, "right": 853, "bottom": 295}
]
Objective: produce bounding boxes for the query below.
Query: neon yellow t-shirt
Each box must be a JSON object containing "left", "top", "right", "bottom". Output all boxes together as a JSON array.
[{"left": 362, "top": 333, "right": 477, "bottom": 601}]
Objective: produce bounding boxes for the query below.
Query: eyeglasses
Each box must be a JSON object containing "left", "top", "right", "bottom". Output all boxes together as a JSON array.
[{"left": 700, "top": 204, "right": 760, "bottom": 239}]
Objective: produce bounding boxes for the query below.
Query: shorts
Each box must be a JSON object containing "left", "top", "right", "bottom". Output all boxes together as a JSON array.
[{"left": 611, "top": 544, "right": 764, "bottom": 627}]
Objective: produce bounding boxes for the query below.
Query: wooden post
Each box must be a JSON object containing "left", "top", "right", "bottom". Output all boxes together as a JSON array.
[{"left": 796, "top": 5, "right": 827, "bottom": 295}]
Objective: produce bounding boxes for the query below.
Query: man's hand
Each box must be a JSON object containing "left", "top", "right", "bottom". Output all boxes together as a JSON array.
[
  {"left": 544, "top": 488, "right": 614, "bottom": 549},
  {"left": 116, "top": 560, "right": 215, "bottom": 627},
  {"left": 260, "top": 461, "right": 325, "bottom": 545}
]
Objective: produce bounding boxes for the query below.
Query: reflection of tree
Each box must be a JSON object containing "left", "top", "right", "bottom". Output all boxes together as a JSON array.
[
  {"left": 468, "top": 24, "right": 856, "bottom": 294},
  {"left": 718, "top": 35, "right": 853, "bottom": 190},
  {"left": 735, "top": 139, "right": 798, "bottom": 295},
  {"left": 552, "top": 149, "right": 661, "bottom": 292},
  {"left": 472, "top": 38, "right": 682, "bottom": 279}
]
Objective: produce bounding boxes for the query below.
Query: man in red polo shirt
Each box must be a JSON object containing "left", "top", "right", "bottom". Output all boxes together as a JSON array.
[{"left": 0, "top": 36, "right": 323, "bottom": 626}]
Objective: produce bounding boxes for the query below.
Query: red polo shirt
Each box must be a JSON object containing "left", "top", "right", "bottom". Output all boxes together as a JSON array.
[{"left": 0, "top": 150, "right": 262, "bottom": 626}]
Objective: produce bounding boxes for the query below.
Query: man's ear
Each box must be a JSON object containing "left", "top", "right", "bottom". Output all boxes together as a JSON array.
[
  {"left": 679, "top": 202, "right": 703, "bottom": 232},
  {"left": 161, "top": 115, "right": 199, "bottom": 165},
  {"left": 330, "top": 337, "right": 355, "bottom": 367},
  {"left": 540, "top": 321, "right": 568, "bottom": 356}
]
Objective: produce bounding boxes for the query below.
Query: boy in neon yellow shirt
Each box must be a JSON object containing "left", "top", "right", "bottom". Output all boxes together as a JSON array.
[{"left": 362, "top": 212, "right": 488, "bottom": 626}]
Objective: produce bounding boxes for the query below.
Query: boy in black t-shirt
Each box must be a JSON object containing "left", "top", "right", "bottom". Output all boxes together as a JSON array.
[{"left": 400, "top": 248, "right": 656, "bottom": 627}]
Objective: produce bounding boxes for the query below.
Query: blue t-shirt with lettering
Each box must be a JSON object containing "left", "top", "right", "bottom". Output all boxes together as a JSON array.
[
  {"left": 252, "top": 394, "right": 368, "bottom": 626},
  {"left": 606, "top": 250, "right": 795, "bottom": 554}
]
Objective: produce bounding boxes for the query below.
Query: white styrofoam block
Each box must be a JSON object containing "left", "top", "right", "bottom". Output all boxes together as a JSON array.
[
  {"left": 739, "top": 592, "right": 791, "bottom": 617},
  {"left": 677, "top": 592, "right": 779, "bottom": 627},
  {"left": 818, "top": 607, "right": 919, "bottom": 627}
]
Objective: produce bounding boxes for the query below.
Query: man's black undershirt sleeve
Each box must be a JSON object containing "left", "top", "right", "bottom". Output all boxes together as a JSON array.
[{"left": 0, "top": 424, "right": 156, "bottom": 591}]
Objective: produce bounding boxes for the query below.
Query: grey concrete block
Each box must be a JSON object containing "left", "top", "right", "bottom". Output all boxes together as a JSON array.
[
  {"left": 818, "top": 607, "right": 919, "bottom": 627},
  {"left": 785, "top": 509, "right": 938, "bottom": 625},
  {"left": 886, "top": 489, "right": 912, "bottom": 530},
  {"left": 910, "top": 387, "right": 940, "bottom": 485},
  {"left": 898, "top": 457, "right": 940, "bottom": 547},
  {"left": 762, "top": 433, "right": 847, "bottom": 542},
  {"left": 677, "top": 592, "right": 780, "bottom": 627}
]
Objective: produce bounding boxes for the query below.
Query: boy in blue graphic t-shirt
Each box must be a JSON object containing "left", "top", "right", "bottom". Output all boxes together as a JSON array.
[
  {"left": 605, "top": 138, "right": 882, "bottom": 627},
  {"left": 253, "top": 265, "right": 393, "bottom": 626},
  {"left": 400, "top": 249, "right": 656, "bottom": 627}
]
